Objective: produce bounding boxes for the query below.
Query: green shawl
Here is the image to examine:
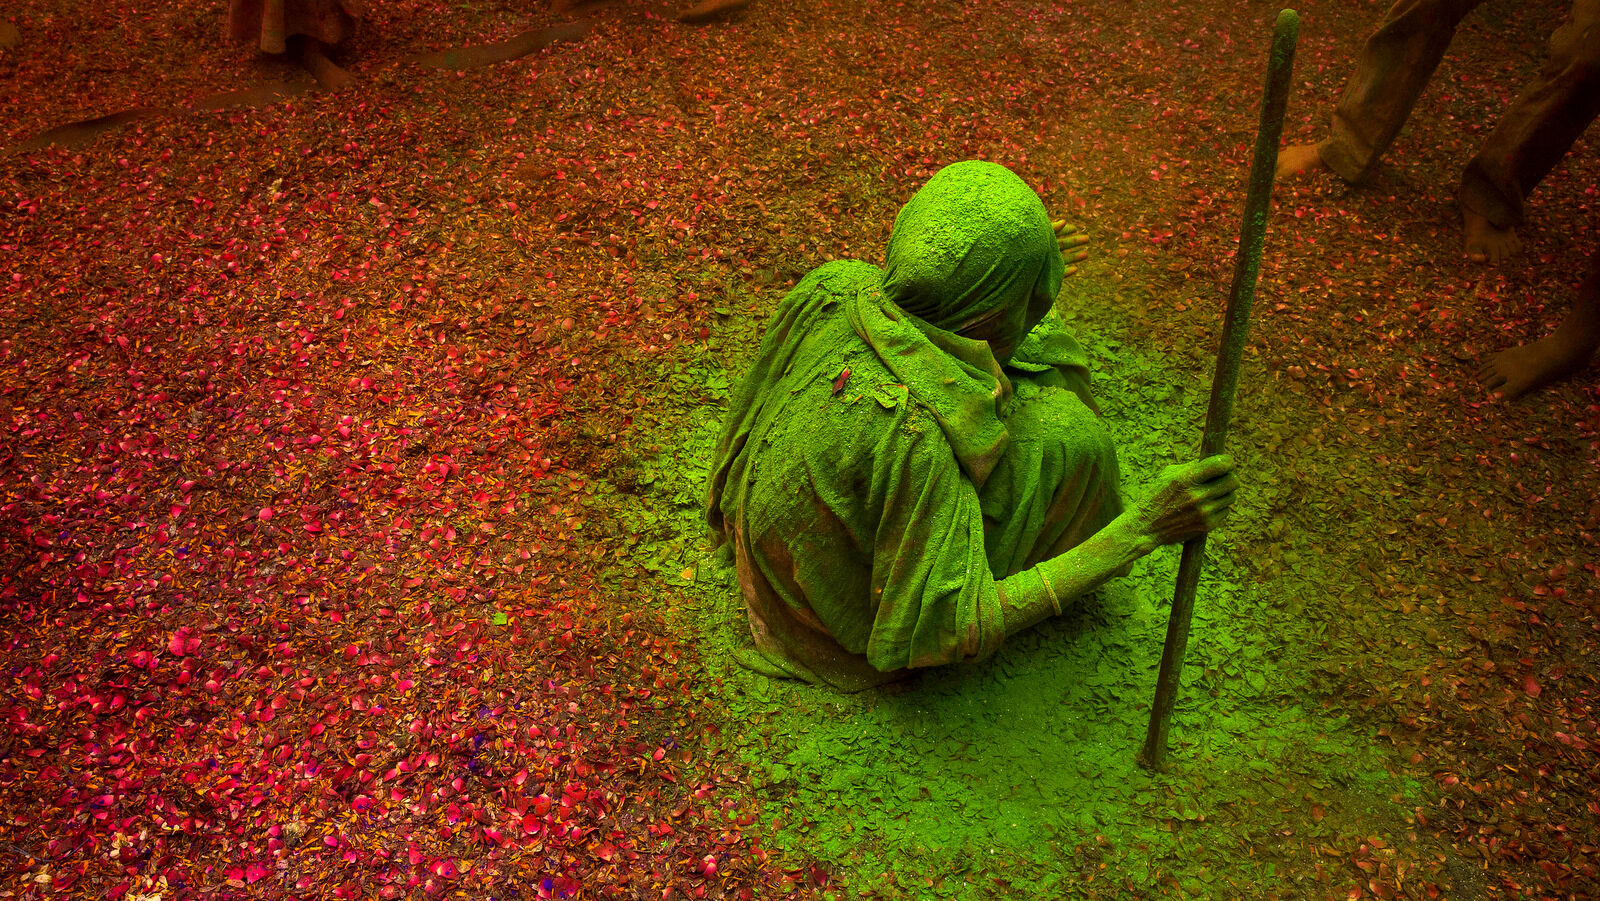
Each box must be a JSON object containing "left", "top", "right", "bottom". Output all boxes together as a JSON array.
[{"left": 707, "top": 161, "right": 1099, "bottom": 688}]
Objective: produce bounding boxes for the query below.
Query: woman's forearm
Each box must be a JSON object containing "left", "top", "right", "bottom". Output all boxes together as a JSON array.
[{"left": 996, "top": 512, "right": 1153, "bottom": 636}]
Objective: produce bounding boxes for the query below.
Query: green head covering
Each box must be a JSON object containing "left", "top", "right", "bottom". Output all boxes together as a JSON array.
[
  {"left": 711, "top": 161, "right": 1082, "bottom": 511},
  {"left": 881, "top": 160, "right": 1065, "bottom": 351}
]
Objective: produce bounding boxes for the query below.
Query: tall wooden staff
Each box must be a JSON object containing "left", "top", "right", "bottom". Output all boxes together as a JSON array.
[{"left": 1138, "top": 9, "right": 1299, "bottom": 771}]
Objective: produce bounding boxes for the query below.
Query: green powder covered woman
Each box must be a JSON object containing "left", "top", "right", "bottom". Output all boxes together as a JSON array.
[{"left": 708, "top": 161, "right": 1240, "bottom": 691}]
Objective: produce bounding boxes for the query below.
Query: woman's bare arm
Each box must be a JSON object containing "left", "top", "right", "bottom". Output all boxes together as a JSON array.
[{"left": 998, "top": 455, "right": 1239, "bottom": 636}]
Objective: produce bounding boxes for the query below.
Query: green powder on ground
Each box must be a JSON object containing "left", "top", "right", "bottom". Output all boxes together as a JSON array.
[{"left": 603, "top": 279, "right": 1427, "bottom": 898}]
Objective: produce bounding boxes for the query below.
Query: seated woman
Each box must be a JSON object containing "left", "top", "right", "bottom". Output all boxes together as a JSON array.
[{"left": 706, "top": 161, "right": 1239, "bottom": 691}]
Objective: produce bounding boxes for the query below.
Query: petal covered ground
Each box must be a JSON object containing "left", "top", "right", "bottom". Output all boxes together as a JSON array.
[{"left": 2, "top": 0, "right": 1598, "bottom": 899}]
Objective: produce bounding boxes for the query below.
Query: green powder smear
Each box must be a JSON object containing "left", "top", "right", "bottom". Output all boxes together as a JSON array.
[{"left": 604, "top": 276, "right": 1428, "bottom": 898}]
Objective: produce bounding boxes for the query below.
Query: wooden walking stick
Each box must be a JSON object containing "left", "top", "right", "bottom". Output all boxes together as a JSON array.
[{"left": 1138, "top": 9, "right": 1299, "bottom": 772}]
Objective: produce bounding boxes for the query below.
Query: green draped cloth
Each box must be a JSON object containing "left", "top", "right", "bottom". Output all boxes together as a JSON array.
[{"left": 706, "top": 161, "right": 1124, "bottom": 691}]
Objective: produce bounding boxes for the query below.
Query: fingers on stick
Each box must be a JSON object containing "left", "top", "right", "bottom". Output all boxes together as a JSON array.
[{"left": 1189, "top": 454, "right": 1235, "bottom": 483}]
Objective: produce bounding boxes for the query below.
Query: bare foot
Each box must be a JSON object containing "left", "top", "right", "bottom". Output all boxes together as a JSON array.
[
  {"left": 1477, "top": 301, "right": 1600, "bottom": 400},
  {"left": 1276, "top": 142, "right": 1327, "bottom": 180},
  {"left": 295, "top": 38, "right": 356, "bottom": 91},
  {"left": 1462, "top": 207, "right": 1520, "bottom": 264}
]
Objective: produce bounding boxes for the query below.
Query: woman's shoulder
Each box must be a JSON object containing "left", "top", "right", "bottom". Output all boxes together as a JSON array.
[
  {"left": 789, "top": 259, "right": 880, "bottom": 296},
  {"left": 765, "top": 260, "right": 880, "bottom": 327}
]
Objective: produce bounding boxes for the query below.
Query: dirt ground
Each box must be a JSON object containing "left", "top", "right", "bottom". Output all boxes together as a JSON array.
[{"left": 2, "top": 0, "right": 1597, "bottom": 898}]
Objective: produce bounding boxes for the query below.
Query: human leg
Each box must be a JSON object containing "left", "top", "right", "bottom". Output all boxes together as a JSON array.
[
  {"left": 1458, "top": 0, "right": 1600, "bottom": 262},
  {"left": 228, "top": 0, "right": 288, "bottom": 53},
  {"left": 229, "top": 0, "right": 358, "bottom": 79},
  {"left": 1281, "top": 0, "right": 1485, "bottom": 182}
]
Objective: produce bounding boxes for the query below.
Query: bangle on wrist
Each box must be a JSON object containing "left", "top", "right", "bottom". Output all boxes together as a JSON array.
[{"left": 1037, "top": 566, "right": 1062, "bottom": 617}]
